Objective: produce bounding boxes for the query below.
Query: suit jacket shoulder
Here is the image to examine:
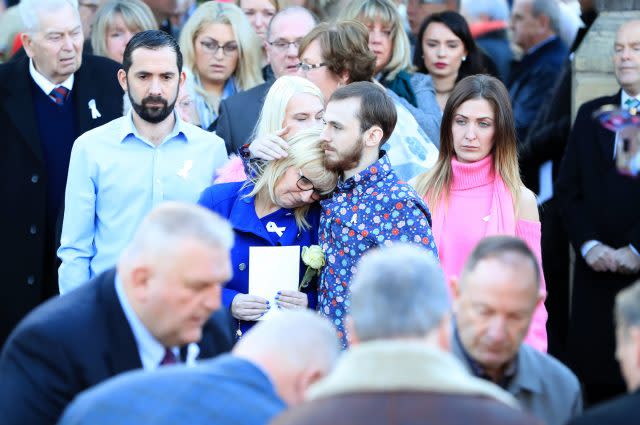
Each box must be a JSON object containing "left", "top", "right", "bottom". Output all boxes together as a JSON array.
[
  {"left": 569, "top": 390, "right": 640, "bottom": 425},
  {"left": 0, "top": 270, "right": 140, "bottom": 425}
]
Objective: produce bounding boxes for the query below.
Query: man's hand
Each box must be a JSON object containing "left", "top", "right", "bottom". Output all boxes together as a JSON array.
[
  {"left": 585, "top": 244, "right": 618, "bottom": 272},
  {"left": 613, "top": 246, "right": 640, "bottom": 275},
  {"left": 248, "top": 127, "right": 290, "bottom": 160},
  {"left": 231, "top": 294, "right": 269, "bottom": 321},
  {"left": 275, "top": 290, "right": 308, "bottom": 310}
]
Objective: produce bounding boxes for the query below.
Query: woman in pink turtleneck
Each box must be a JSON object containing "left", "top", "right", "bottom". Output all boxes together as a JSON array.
[{"left": 413, "top": 75, "right": 547, "bottom": 351}]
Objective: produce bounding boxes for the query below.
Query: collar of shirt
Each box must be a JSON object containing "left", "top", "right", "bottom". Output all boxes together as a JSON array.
[
  {"left": 29, "top": 58, "right": 74, "bottom": 95},
  {"left": 525, "top": 35, "right": 557, "bottom": 56},
  {"left": 621, "top": 90, "right": 640, "bottom": 108},
  {"left": 336, "top": 151, "right": 392, "bottom": 194},
  {"left": 118, "top": 109, "right": 192, "bottom": 147},
  {"left": 453, "top": 324, "right": 518, "bottom": 390},
  {"left": 114, "top": 273, "right": 200, "bottom": 370}
]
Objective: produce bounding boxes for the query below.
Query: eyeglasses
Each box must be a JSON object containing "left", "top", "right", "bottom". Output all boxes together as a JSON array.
[
  {"left": 199, "top": 40, "right": 238, "bottom": 56},
  {"left": 268, "top": 39, "right": 301, "bottom": 51},
  {"left": 296, "top": 170, "right": 322, "bottom": 197},
  {"left": 296, "top": 62, "right": 327, "bottom": 74}
]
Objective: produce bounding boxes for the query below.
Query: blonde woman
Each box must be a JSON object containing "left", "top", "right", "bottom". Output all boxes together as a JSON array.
[
  {"left": 199, "top": 126, "right": 338, "bottom": 337},
  {"left": 412, "top": 75, "right": 548, "bottom": 352},
  {"left": 217, "top": 75, "right": 325, "bottom": 182},
  {"left": 237, "top": 0, "right": 283, "bottom": 43},
  {"left": 339, "top": 0, "right": 441, "bottom": 145},
  {"left": 90, "top": 0, "right": 157, "bottom": 63},
  {"left": 180, "top": 2, "right": 263, "bottom": 129}
]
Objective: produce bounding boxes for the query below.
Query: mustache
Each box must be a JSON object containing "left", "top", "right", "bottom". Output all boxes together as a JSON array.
[{"left": 141, "top": 95, "right": 168, "bottom": 107}]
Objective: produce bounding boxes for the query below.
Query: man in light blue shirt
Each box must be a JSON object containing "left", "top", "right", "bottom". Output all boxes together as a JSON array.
[{"left": 58, "top": 30, "right": 228, "bottom": 293}]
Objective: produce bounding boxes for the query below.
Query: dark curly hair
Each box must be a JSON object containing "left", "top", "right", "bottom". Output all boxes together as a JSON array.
[{"left": 298, "top": 20, "right": 376, "bottom": 83}]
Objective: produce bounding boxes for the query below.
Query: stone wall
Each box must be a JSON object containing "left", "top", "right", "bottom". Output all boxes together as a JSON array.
[{"left": 572, "top": 8, "right": 640, "bottom": 119}]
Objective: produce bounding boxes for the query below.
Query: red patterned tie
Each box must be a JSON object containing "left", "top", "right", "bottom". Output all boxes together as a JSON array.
[
  {"left": 160, "top": 348, "right": 177, "bottom": 366},
  {"left": 49, "top": 86, "right": 69, "bottom": 105}
]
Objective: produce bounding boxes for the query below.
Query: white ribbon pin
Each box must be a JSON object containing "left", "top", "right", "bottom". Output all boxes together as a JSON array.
[
  {"left": 266, "top": 221, "right": 286, "bottom": 237},
  {"left": 88, "top": 99, "right": 101, "bottom": 119},
  {"left": 177, "top": 160, "right": 193, "bottom": 179}
]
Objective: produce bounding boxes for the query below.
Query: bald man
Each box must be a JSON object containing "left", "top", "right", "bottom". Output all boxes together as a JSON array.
[
  {"left": 59, "top": 310, "right": 340, "bottom": 425},
  {"left": 556, "top": 19, "right": 640, "bottom": 404},
  {"left": 451, "top": 236, "right": 582, "bottom": 425}
]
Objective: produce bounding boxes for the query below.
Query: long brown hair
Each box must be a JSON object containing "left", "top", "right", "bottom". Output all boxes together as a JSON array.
[{"left": 414, "top": 75, "right": 523, "bottom": 215}]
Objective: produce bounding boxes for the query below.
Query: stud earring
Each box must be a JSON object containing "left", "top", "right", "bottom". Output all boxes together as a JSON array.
[{"left": 462, "top": 56, "right": 467, "bottom": 61}]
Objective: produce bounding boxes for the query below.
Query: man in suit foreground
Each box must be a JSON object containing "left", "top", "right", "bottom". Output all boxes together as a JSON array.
[
  {"left": 568, "top": 279, "right": 640, "bottom": 425},
  {"left": 0, "top": 203, "right": 235, "bottom": 425},
  {"left": 273, "top": 244, "right": 538, "bottom": 425},
  {"left": 212, "top": 6, "right": 317, "bottom": 155},
  {"left": 0, "top": 0, "right": 124, "bottom": 347},
  {"left": 59, "top": 310, "right": 339, "bottom": 425},
  {"left": 555, "top": 19, "right": 640, "bottom": 404},
  {"left": 450, "top": 236, "right": 582, "bottom": 425}
]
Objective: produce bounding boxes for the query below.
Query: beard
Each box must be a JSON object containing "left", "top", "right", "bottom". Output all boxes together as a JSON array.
[
  {"left": 129, "top": 91, "right": 177, "bottom": 124},
  {"left": 323, "top": 134, "right": 364, "bottom": 172}
]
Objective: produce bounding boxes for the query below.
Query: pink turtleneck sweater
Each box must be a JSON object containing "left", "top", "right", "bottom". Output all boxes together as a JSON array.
[{"left": 432, "top": 155, "right": 548, "bottom": 352}]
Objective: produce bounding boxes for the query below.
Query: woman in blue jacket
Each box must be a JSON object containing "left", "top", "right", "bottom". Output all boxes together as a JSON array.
[{"left": 199, "top": 127, "right": 337, "bottom": 337}]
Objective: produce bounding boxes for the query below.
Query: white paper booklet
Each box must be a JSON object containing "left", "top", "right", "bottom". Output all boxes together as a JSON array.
[{"left": 249, "top": 245, "right": 300, "bottom": 320}]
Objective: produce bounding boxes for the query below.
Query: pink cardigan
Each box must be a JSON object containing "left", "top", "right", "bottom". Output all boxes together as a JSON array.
[{"left": 430, "top": 155, "right": 548, "bottom": 351}]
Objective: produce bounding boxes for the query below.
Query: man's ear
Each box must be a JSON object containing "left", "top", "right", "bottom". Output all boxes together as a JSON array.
[
  {"left": 437, "top": 313, "right": 452, "bottom": 352},
  {"left": 450, "top": 276, "right": 461, "bottom": 313},
  {"left": 178, "top": 70, "right": 186, "bottom": 89},
  {"left": 117, "top": 69, "right": 128, "bottom": 93},
  {"left": 21, "top": 33, "right": 35, "bottom": 58},
  {"left": 128, "top": 265, "right": 151, "bottom": 303},
  {"left": 364, "top": 126, "right": 383, "bottom": 147},
  {"left": 345, "top": 316, "right": 360, "bottom": 346}
]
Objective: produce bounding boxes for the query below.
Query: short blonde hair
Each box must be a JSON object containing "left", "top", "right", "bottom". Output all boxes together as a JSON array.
[
  {"left": 253, "top": 76, "right": 324, "bottom": 139},
  {"left": 179, "top": 2, "right": 264, "bottom": 115},
  {"left": 249, "top": 127, "right": 338, "bottom": 230},
  {"left": 91, "top": 0, "right": 157, "bottom": 60},
  {"left": 339, "top": 0, "right": 412, "bottom": 81}
]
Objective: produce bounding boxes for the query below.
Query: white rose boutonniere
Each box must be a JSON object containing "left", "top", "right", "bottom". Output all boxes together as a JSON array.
[{"left": 299, "top": 245, "right": 325, "bottom": 290}]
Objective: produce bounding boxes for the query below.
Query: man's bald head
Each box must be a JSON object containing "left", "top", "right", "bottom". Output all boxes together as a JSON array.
[{"left": 614, "top": 20, "right": 640, "bottom": 97}]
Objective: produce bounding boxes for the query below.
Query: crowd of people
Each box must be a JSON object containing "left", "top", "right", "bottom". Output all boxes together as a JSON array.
[{"left": 0, "top": 0, "right": 638, "bottom": 424}]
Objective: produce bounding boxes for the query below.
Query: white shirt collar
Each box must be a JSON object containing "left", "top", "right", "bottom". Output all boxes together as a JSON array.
[
  {"left": 29, "top": 58, "right": 74, "bottom": 96},
  {"left": 621, "top": 90, "right": 640, "bottom": 108},
  {"left": 114, "top": 273, "right": 200, "bottom": 370}
]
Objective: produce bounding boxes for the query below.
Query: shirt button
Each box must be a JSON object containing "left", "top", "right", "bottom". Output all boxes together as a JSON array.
[
  {"left": 31, "top": 174, "right": 39, "bottom": 183},
  {"left": 27, "top": 275, "right": 35, "bottom": 285},
  {"left": 29, "top": 225, "right": 37, "bottom": 235},
  {"left": 238, "top": 263, "right": 246, "bottom": 271}
]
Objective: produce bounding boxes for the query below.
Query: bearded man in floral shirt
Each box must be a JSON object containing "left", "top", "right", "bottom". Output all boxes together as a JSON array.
[{"left": 318, "top": 82, "right": 438, "bottom": 347}]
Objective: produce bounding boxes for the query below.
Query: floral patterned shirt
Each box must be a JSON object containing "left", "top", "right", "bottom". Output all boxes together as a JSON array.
[{"left": 318, "top": 154, "right": 439, "bottom": 347}]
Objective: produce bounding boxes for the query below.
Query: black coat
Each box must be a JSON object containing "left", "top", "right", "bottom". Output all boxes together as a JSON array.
[
  {"left": 555, "top": 92, "right": 640, "bottom": 403},
  {"left": 0, "top": 54, "right": 124, "bottom": 346},
  {"left": 211, "top": 80, "right": 273, "bottom": 155},
  {"left": 0, "top": 269, "right": 235, "bottom": 425},
  {"left": 568, "top": 390, "right": 640, "bottom": 425}
]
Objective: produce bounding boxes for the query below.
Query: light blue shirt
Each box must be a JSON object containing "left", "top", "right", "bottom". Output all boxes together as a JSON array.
[
  {"left": 114, "top": 274, "right": 200, "bottom": 370},
  {"left": 58, "top": 111, "right": 228, "bottom": 293}
]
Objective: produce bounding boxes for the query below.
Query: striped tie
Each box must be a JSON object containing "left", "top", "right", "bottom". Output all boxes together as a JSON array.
[
  {"left": 159, "top": 348, "right": 177, "bottom": 366},
  {"left": 49, "top": 86, "right": 69, "bottom": 105}
]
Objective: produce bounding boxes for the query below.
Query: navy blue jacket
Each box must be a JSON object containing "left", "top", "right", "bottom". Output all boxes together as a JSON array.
[
  {"left": 199, "top": 182, "right": 319, "bottom": 335},
  {"left": 0, "top": 269, "right": 234, "bottom": 425},
  {"left": 508, "top": 36, "right": 568, "bottom": 144},
  {"left": 59, "top": 355, "right": 286, "bottom": 425}
]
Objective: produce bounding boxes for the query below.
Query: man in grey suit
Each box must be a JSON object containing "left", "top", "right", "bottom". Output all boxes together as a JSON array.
[
  {"left": 213, "top": 6, "right": 317, "bottom": 155},
  {"left": 58, "top": 310, "right": 340, "bottom": 425},
  {"left": 450, "top": 236, "right": 582, "bottom": 425}
]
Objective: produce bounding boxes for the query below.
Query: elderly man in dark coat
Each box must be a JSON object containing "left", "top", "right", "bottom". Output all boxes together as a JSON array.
[{"left": 0, "top": 0, "right": 123, "bottom": 346}]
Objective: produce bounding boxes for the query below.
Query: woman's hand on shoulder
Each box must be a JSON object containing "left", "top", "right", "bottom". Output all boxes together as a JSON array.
[{"left": 519, "top": 186, "right": 539, "bottom": 222}]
